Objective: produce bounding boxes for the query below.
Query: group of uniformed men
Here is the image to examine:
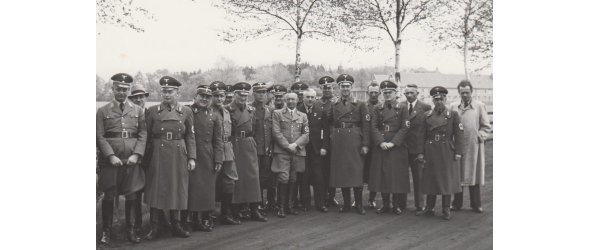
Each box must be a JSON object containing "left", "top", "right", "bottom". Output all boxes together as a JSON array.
[{"left": 97, "top": 72, "right": 491, "bottom": 245}]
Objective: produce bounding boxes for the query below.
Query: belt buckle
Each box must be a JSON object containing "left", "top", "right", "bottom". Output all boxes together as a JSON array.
[
  {"left": 240, "top": 131, "right": 246, "bottom": 137},
  {"left": 385, "top": 125, "right": 390, "bottom": 132},
  {"left": 121, "top": 131, "right": 128, "bottom": 139},
  {"left": 434, "top": 134, "right": 440, "bottom": 141},
  {"left": 166, "top": 132, "right": 173, "bottom": 140}
]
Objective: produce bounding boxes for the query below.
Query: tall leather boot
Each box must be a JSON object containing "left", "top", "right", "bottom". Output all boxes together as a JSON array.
[
  {"left": 451, "top": 187, "right": 464, "bottom": 211},
  {"left": 193, "top": 211, "right": 212, "bottom": 232},
  {"left": 391, "top": 193, "right": 403, "bottom": 215},
  {"left": 220, "top": 193, "right": 241, "bottom": 225},
  {"left": 353, "top": 187, "right": 366, "bottom": 215},
  {"left": 368, "top": 191, "right": 377, "bottom": 209},
  {"left": 469, "top": 185, "right": 483, "bottom": 213},
  {"left": 286, "top": 182, "right": 299, "bottom": 215},
  {"left": 416, "top": 195, "right": 436, "bottom": 216},
  {"left": 250, "top": 203, "right": 268, "bottom": 222},
  {"left": 145, "top": 208, "right": 160, "bottom": 241},
  {"left": 266, "top": 187, "right": 277, "bottom": 212},
  {"left": 339, "top": 188, "right": 352, "bottom": 213},
  {"left": 277, "top": 183, "right": 287, "bottom": 218},
  {"left": 170, "top": 210, "right": 190, "bottom": 238},
  {"left": 134, "top": 195, "right": 143, "bottom": 235},
  {"left": 125, "top": 200, "right": 141, "bottom": 243},
  {"left": 99, "top": 199, "right": 114, "bottom": 244},
  {"left": 377, "top": 193, "right": 391, "bottom": 214},
  {"left": 180, "top": 210, "right": 190, "bottom": 232},
  {"left": 442, "top": 195, "right": 452, "bottom": 220}
]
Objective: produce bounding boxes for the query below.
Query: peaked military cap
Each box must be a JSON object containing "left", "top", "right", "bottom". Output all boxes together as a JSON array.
[
  {"left": 336, "top": 74, "right": 354, "bottom": 85},
  {"left": 111, "top": 73, "right": 133, "bottom": 88},
  {"left": 209, "top": 81, "right": 227, "bottom": 94},
  {"left": 268, "top": 85, "right": 288, "bottom": 96},
  {"left": 252, "top": 82, "right": 268, "bottom": 92},
  {"left": 430, "top": 86, "right": 448, "bottom": 98},
  {"left": 233, "top": 82, "right": 251, "bottom": 96},
  {"left": 226, "top": 84, "right": 235, "bottom": 96},
  {"left": 159, "top": 76, "right": 181, "bottom": 89},
  {"left": 128, "top": 84, "right": 149, "bottom": 98},
  {"left": 196, "top": 85, "right": 213, "bottom": 96},
  {"left": 290, "top": 82, "right": 309, "bottom": 92},
  {"left": 380, "top": 80, "right": 398, "bottom": 91},
  {"left": 318, "top": 76, "right": 335, "bottom": 85}
]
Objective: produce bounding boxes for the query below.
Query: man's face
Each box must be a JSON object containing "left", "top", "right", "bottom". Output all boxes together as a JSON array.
[
  {"left": 383, "top": 90, "right": 396, "bottom": 101},
  {"left": 225, "top": 94, "right": 233, "bottom": 104},
  {"left": 194, "top": 93, "right": 212, "bottom": 108},
  {"left": 112, "top": 86, "right": 129, "bottom": 103},
  {"left": 213, "top": 92, "right": 226, "bottom": 107},
  {"left": 339, "top": 84, "right": 351, "bottom": 98},
  {"left": 129, "top": 95, "right": 146, "bottom": 108},
  {"left": 254, "top": 90, "right": 267, "bottom": 103},
  {"left": 285, "top": 94, "right": 298, "bottom": 109},
  {"left": 303, "top": 92, "right": 316, "bottom": 107},
  {"left": 234, "top": 92, "right": 248, "bottom": 105},
  {"left": 459, "top": 86, "right": 472, "bottom": 103},
  {"left": 297, "top": 92, "right": 304, "bottom": 102},
  {"left": 404, "top": 88, "right": 418, "bottom": 103},
  {"left": 322, "top": 84, "right": 335, "bottom": 98},
  {"left": 274, "top": 94, "right": 284, "bottom": 106},
  {"left": 367, "top": 86, "right": 380, "bottom": 101},
  {"left": 161, "top": 88, "right": 178, "bottom": 104},
  {"left": 433, "top": 96, "right": 447, "bottom": 109}
]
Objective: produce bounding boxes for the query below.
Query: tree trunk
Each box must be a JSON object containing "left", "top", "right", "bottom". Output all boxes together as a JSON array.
[
  {"left": 295, "top": 34, "right": 302, "bottom": 82},
  {"left": 463, "top": 38, "right": 470, "bottom": 80},
  {"left": 394, "top": 40, "right": 401, "bottom": 84}
]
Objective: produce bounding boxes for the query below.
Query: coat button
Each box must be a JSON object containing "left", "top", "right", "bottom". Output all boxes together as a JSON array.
[
  {"left": 161, "top": 128, "right": 164, "bottom": 130},
  {"left": 161, "top": 144, "right": 164, "bottom": 146}
]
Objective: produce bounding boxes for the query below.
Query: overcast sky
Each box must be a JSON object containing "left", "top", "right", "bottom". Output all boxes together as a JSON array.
[{"left": 96, "top": 0, "right": 491, "bottom": 80}]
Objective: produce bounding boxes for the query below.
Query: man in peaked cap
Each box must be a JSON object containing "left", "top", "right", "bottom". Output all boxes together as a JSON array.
[
  {"left": 128, "top": 84, "right": 150, "bottom": 109},
  {"left": 399, "top": 83, "right": 432, "bottom": 214},
  {"left": 144, "top": 76, "right": 196, "bottom": 239},
  {"left": 416, "top": 86, "right": 464, "bottom": 220},
  {"left": 224, "top": 84, "right": 235, "bottom": 106},
  {"left": 322, "top": 74, "right": 371, "bottom": 215},
  {"left": 317, "top": 76, "right": 339, "bottom": 207},
  {"left": 363, "top": 82, "right": 381, "bottom": 210},
  {"left": 182, "top": 85, "right": 223, "bottom": 232},
  {"left": 97, "top": 73, "right": 147, "bottom": 244},
  {"left": 228, "top": 82, "right": 268, "bottom": 222},
  {"left": 368, "top": 80, "right": 411, "bottom": 215},
  {"left": 291, "top": 82, "right": 309, "bottom": 109},
  {"left": 209, "top": 81, "right": 242, "bottom": 225},
  {"left": 251, "top": 82, "right": 277, "bottom": 214},
  {"left": 268, "top": 85, "right": 288, "bottom": 109}
]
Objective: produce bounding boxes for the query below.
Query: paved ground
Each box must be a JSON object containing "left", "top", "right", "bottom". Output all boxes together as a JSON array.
[{"left": 97, "top": 141, "right": 492, "bottom": 250}]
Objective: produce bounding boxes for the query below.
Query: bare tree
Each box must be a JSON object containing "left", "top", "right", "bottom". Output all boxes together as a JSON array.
[
  {"left": 96, "top": 0, "right": 155, "bottom": 34},
  {"left": 426, "top": 0, "right": 492, "bottom": 80},
  {"left": 213, "top": 0, "right": 351, "bottom": 82},
  {"left": 339, "top": 0, "right": 439, "bottom": 85}
]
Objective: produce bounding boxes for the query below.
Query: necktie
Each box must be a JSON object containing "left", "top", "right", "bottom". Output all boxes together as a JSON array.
[
  {"left": 120, "top": 102, "right": 124, "bottom": 112},
  {"left": 409, "top": 103, "right": 413, "bottom": 114}
]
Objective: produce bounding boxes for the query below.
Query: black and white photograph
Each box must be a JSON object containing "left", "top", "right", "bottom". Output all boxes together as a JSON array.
[{"left": 95, "top": 0, "right": 493, "bottom": 249}]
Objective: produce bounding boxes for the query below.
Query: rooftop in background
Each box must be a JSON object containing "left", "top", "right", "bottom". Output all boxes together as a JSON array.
[{"left": 372, "top": 73, "right": 493, "bottom": 89}]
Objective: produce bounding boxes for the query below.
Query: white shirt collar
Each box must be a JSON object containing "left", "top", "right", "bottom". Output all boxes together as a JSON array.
[{"left": 407, "top": 99, "right": 417, "bottom": 108}]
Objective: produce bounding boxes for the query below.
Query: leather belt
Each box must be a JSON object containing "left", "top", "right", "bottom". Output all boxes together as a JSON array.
[
  {"left": 104, "top": 131, "right": 138, "bottom": 139},
  {"left": 427, "top": 133, "right": 447, "bottom": 142},
  {"left": 335, "top": 122, "right": 359, "bottom": 128},
  {"left": 154, "top": 132, "right": 184, "bottom": 140},
  {"left": 230, "top": 131, "right": 253, "bottom": 140}
]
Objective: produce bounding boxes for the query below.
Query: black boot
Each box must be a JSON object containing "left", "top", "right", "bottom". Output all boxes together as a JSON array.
[
  {"left": 391, "top": 194, "right": 403, "bottom": 215},
  {"left": 277, "top": 183, "right": 287, "bottom": 218},
  {"left": 377, "top": 193, "right": 391, "bottom": 214},
  {"left": 339, "top": 188, "right": 352, "bottom": 213},
  {"left": 286, "top": 182, "right": 299, "bottom": 215},
  {"left": 353, "top": 187, "right": 366, "bottom": 215},
  {"left": 145, "top": 208, "right": 160, "bottom": 241},
  {"left": 170, "top": 210, "right": 190, "bottom": 238},
  {"left": 125, "top": 200, "right": 141, "bottom": 243},
  {"left": 442, "top": 195, "right": 452, "bottom": 220},
  {"left": 193, "top": 212, "right": 212, "bottom": 232},
  {"left": 265, "top": 187, "right": 277, "bottom": 212},
  {"left": 180, "top": 210, "right": 191, "bottom": 232},
  {"left": 451, "top": 188, "right": 464, "bottom": 211},
  {"left": 469, "top": 185, "right": 483, "bottom": 213},
  {"left": 368, "top": 191, "right": 377, "bottom": 209},
  {"left": 220, "top": 193, "right": 241, "bottom": 225},
  {"left": 134, "top": 196, "right": 143, "bottom": 235},
  {"left": 231, "top": 203, "right": 243, "bottom": 222},
  {"left": 99, "top": 199, "right": 114, "bottom": 244},
  {"left": 250, "top": 203, "right": 268, "bottom": 222},
  {"left": 416, "top": 195, "right": 436, "bottom": 216}
]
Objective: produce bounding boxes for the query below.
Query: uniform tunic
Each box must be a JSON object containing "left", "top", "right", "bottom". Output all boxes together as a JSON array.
[
  {"left": 187, "top": 104, "right": 223, "bottom": 211},
  {"left": 271, "top": 107, "right": 310, "bottom": 182},
  {"left": 323, "top": 98, "right": 371, "bottom": 188},
  {"left": 368, "top": 102, "right": 410, "bottom": 193},
  {"left": 450, "top": 100, "right": 491, "bottom": 186},
  {"left": 228, "top": 102, "right": 262, "bottom": 203},
  {"left": 144, "top": 102, "right": 196, "bottom": 210},
  {"left": 96, "top": 100, "right": 147, "bottom": 196},
  {"left": 421, "top": 108, "right": 464, "bottom": 195}
]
